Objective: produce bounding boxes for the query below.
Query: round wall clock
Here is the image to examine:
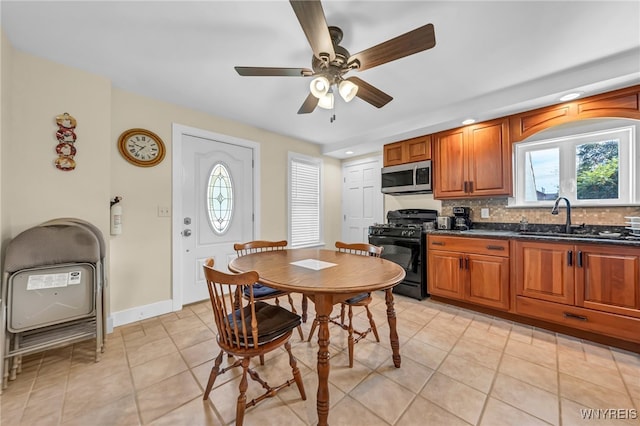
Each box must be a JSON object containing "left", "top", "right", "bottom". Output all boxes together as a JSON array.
[{"left": 117, "top": 128, "right": 166, "bottom": 167}]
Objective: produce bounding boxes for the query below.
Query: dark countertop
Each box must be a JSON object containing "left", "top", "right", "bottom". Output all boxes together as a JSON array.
[{"left": 427, "top": 227, "right": 640, "bottom": 247}]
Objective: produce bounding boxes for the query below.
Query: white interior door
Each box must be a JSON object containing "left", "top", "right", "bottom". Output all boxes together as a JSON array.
[
  {"left": 342, "top": 157, "right": 384, "bottom": 243},
  {"left": 179, "top": 133, "right": 254, "bottom": 305}
]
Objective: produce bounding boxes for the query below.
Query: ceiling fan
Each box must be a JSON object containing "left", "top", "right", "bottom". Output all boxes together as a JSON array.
[{"left": 235, "top": 0, "right": 436, "bottom": 115}]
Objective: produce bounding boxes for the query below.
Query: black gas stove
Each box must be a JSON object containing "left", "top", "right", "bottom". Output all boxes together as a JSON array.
[
  {"left": 368, "top": 209, "right": 438, "bottom": 300},
  {"left": 368, "top": 223, "right": 424, "bottom": 238}
]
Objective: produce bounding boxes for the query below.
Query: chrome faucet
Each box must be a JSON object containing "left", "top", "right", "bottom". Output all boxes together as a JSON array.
[{"left": 551, "top": 196, "right": 572, "bottom": 233}]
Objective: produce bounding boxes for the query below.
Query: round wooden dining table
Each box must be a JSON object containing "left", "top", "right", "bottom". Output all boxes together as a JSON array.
[{"left": 228, "top": 248, "right": 406, "bottom": 426}]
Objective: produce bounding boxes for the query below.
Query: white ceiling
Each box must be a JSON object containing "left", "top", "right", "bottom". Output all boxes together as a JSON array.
[{"left": 2, "top": 1, "right": 639, "bottom": 159}]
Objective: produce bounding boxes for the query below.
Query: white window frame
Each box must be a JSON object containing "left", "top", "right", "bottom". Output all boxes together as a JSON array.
[
  {"left": 288, "top": 152, "right": 324, "bottom": 248},
  {"left": 510, "top": 123, "right": 638, "bottom": 207}
]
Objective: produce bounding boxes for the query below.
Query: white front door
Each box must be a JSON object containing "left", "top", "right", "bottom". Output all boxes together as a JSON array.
[
  {"left": 173, "top": 127, "right": 256, "bottom": 306},
  {"left": 342, "top": 157, "right": 384, "bottom": 242}
]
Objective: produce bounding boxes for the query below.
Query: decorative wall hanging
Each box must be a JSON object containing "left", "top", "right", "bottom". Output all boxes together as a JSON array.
[{"left": 54, "top": 112, "right": 77, "bottom": 171}]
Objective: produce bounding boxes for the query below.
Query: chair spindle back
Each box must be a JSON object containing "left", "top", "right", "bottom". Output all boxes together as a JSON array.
[
  {"left": 234, "top": 240, "right": 287, "bottom": 257},
  {"left": 203, "top": 258, "right": 260, "bottom": 350},
  {"left": 335, "top": 241, "right": 383, "bottom": 258}
]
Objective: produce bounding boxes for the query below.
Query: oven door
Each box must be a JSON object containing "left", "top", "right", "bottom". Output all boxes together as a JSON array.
[{"left": 368, "top": 234, "right": 427, "bottom": 300}]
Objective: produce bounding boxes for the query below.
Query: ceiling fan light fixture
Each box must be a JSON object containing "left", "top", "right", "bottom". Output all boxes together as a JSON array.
[
  {"left": 310, "top": 76, "right": 330, "bottom": 98},
  {"left": 338, "top": 80, "right": 358, "bottom": 102},
  {"left": 317, "top": 92, "right": 334, "bottom": 109}
]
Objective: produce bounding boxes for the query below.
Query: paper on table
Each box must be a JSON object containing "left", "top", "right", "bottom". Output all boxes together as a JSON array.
[{"left": 290, "top": 258, "right": 337, "bottom": 271}]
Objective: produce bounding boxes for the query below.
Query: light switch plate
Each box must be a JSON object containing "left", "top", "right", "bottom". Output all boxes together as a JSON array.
[{"left": 481, "top": 208, "right": 490, "bottom": 219}]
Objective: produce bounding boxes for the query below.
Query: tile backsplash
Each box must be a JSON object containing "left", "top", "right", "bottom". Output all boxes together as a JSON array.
[{"left": 441, "top": 198, "right": 640, "bottom": 226}]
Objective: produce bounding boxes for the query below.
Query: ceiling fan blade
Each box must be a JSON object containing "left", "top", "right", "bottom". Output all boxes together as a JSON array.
[
  {"left": 347, "top": 76, "right": 393, "bottom": 108},
  {"left": 290, "top": 0, "right": 335, "bottom": 63},
  {"left": 298, "top": 93, "right": 319, "bottom": 114},
  {"left": 235, "top": 66, "right": 313, "bottom": 77},
  {"left": 348, "top": 23, "right": 436, "bottom": 72}
]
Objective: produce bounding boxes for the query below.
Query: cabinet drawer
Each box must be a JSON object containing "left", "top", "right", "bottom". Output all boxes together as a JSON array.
[
  {"left": 428, "top": 236, "right": 509, "bottom": 257},
  {"left": 516, "top": 296, "right": 640, "bottom": 343}
]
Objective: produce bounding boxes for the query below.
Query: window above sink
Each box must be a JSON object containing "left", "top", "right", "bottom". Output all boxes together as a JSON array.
[{"left": 509, "top": 119, "right": 640, "bottom": 208}]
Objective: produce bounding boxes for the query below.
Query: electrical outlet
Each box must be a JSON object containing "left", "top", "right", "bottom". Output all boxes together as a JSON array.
[
  {"left": 158, "top": 206, "right": 170, "bottom": 217},
  {"left": 481, "top": 208, "right": 490, "bottom": 219}
]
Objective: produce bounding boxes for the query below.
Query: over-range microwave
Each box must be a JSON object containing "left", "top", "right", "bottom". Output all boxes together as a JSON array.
[{"left": 381, "top": 160, "right": 432, "bottom": 194}]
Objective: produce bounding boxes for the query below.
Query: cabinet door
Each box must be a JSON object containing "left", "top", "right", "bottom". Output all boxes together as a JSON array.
[
  {"left": 383, "top": 141, "right": 406, "bottom": 167},
  {"left": 467, "top": 118, "right": 512, "bottom": 196},
  {"left": 406, "top": 135, "right": 431, "bottom": 163},
  {"left": 466, "top": 254, "right": 510, "bottom": 310},
  {"left": 433, "top": 128, "right": 467, "bottom": 198},
  {"left": 428, "top": 250, "right": 464, "bottom": 300},
  {"left": 514, "top": 241, "right": 575, "bottom": 305},
  {"left": 576, "top": 245, "right": 640, "bottom": 319}
]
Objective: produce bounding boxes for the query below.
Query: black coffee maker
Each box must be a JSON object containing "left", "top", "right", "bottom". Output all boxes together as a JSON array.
[{"left": 453, "top": 206, "right": 472, "bottom": 230}]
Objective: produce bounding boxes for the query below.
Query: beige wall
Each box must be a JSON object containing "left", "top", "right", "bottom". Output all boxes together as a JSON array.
[
  {"left": 1, "top": 41, "right": 342, "bottom": 324},
  {"left": 1, "top": 30, "right": 11, "bottom": 263},
  {"left": 6, "top": 51, "right": 112, "bottom": 235},
  {"left": 110, "top": 89, "right": 341, "bottom": 313}
]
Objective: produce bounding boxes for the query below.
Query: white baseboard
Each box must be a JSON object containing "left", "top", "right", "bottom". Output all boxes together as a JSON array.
[{"left": 109, "top": 299, "right": 174, "bottom": 329}]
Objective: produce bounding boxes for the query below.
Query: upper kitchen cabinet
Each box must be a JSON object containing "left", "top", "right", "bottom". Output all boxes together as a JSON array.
[
  {"left": 383, "top": 135, "right": 431, "bottom": 166},
  {"left": 510, "top": 85, "right": 640, "bottom": 142},
  {"left": 433, "top": 117, "right": 511, "bottom": 199}
]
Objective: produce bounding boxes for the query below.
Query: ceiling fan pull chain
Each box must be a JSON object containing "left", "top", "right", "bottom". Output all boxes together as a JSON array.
[{"left": 330, "top": 89, "right": 337, "bottom": 123}]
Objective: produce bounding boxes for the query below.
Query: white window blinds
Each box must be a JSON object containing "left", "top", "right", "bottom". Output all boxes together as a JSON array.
[{"left": 288, "top": 153, "right": 322, "bottom": 248}]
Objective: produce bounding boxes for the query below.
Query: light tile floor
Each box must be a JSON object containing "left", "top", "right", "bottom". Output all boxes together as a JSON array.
[{"left": 1, "top": 293, "right": 639, "bottom": 425}]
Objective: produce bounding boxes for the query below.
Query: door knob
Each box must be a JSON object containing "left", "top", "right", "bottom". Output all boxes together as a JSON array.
[{"left": 182, "top": 229, "right": 192, "bottom": 237}]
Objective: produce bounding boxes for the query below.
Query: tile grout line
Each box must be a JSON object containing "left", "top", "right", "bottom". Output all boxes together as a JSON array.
[
  {"left": 410, "top": 307, "right": 477, "bottom": 425},
  {"left": 160, "top": 305, "right": 228, "bottom": 426},
  {"left": 609, "top": 345, "right": 639, "bottom": 415},
  {"left": 473, "top": 320, "right": 509, "bottom": 426}
]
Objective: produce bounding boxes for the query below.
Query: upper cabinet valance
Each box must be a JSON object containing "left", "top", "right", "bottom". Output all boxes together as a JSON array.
[{"left": 509, "top": 85, "right": 640, "bottom": 143}]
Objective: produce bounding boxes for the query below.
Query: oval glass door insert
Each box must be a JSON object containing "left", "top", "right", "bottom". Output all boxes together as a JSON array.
[{"left": 207, "top": 162, "right": 234, "bottom": 234}]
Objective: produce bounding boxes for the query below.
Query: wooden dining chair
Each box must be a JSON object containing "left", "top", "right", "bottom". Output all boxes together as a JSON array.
[
  {"left": 234, "top": 240, "right": 305, "bottom": 340},
  {"left": 307, "top": 241, "right": 383, "bottom": 368},
  {"left": 201, "top": 258, "right": 306, "bottom": 426}
]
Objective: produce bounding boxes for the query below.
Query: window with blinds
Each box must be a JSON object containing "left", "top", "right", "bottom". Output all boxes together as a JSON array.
[{"left": 288, "top": 153, "right": 323, "bottom": 248}]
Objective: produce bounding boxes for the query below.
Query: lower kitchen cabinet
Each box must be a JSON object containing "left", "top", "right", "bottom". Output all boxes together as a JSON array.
[
  {"left": 576, "top": 245, "right": 640, "bottom": 319},
  {"left": 515, "top": 296, "right": 640, "bottom": 343},
  {"left": 428, "top": 235, "right": 510, "bottom": 310},
  {"left": 514, "top": 240, "right": 640, "bottom": 343},
  {"left": 514, "top": 241, "right": 575, "bottom": 305}
]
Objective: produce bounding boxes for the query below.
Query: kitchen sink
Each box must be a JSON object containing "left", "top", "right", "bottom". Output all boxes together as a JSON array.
[
  {"left": 459, "top": 229, "right": 516, "bottom": 236},
  {"left": 456, "top": 229, "right": 631, "bottom": 241},
  {"left": 518, "top": 231, "right": 625, "bottom": 240}
]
